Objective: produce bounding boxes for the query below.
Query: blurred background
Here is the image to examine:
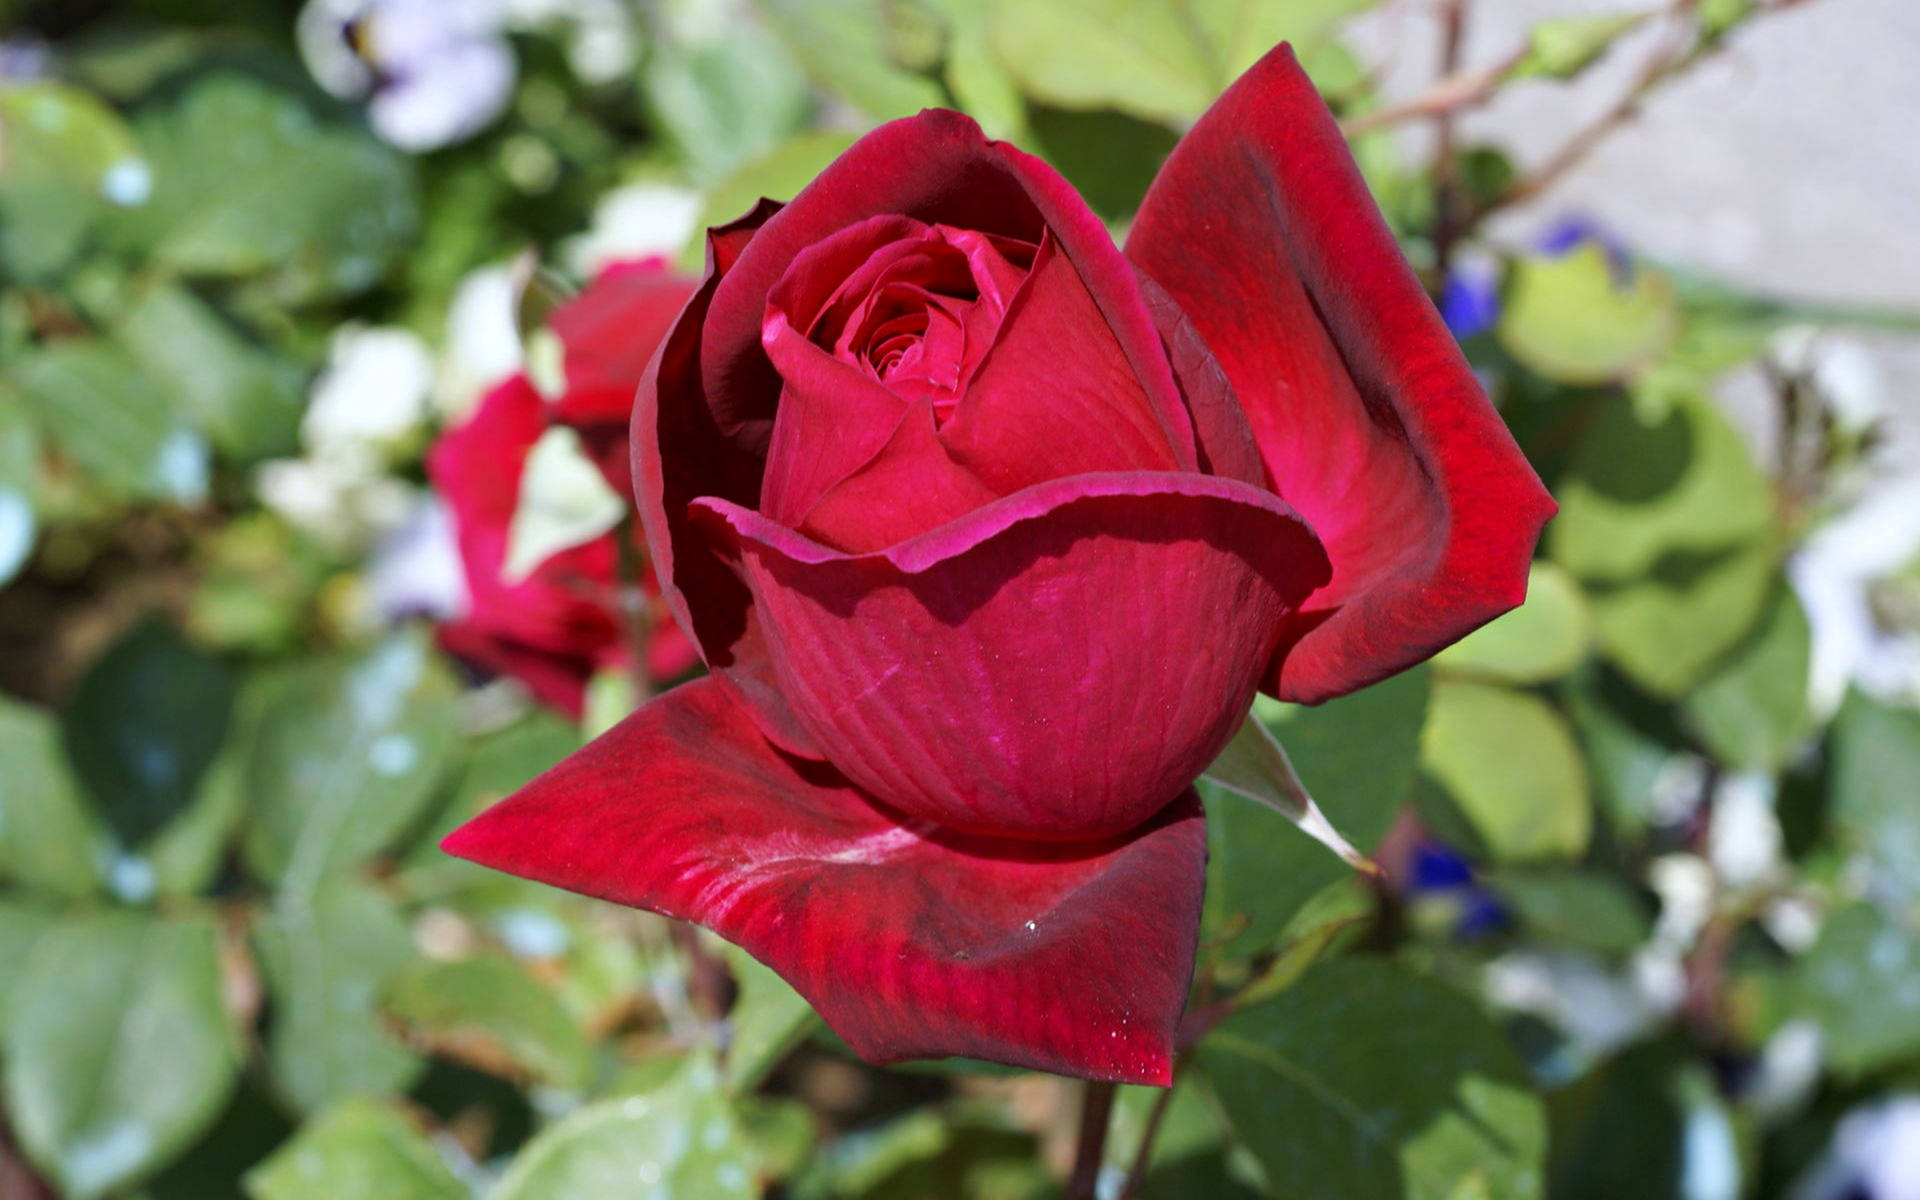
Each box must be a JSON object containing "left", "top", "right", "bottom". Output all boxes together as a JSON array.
[{"left": 2, "top": 0, "right": 1919, "bottom": 1198}]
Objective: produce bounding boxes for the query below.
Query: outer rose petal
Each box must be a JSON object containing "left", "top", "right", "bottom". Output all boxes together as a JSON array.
[
  {"left": 633, "top": 203, "right": 825, "bottom": 758},
  {"left": 441, "top": 677, "right": 1205, "bottom": 1084},
  {"left": 692, "top": 472, "right": 1329, "bottom": 840},
  {"left": 1127, "top": 43, "right": 1555, "bottom": 704}
]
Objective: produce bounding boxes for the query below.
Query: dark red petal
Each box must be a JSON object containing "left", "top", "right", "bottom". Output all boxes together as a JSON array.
[
  {"left": 441, "top": 678, "right": 1205, "bottom": 1084},
  {"left": 633, "top": 205, "right": 823, "bottom": 758},
  {"left": 550, "top": 259, "right": 699, "bottom": 427},
  {"left": 1133, "top": 269, "right": 1266, "bottom": 488},
  {"left": 758, "top": 313, "right": 912, "bottom": 527},
  {"left": 428, "top": 377, "right": 626, "bottom": 711},
  {"left": 702, "top": 109, "right": 1198, "bottom": 472},
  {"left": 798, "top": 399, "right": 999, "bottom": 552},
  {"left": 691, "top": 472, "right": 1329, "bottom": 841},
  {"left": 1127, "top": 44, "right": 1554, "bottom": 704},
  {"left": 939, "top": 236, "right": 1181, "bottom": 493}
]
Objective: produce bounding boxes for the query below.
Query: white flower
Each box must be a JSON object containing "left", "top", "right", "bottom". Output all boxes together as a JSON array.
[
  {"left": 565, "top": 181, "right": 704, "bottom": 277},
  {"left": 298, "top": 0, "right": 514, "bottom": 151},
  {"left": 1707, "top": 772, "right": 1783, "bottom": 893},
  {"left": 304, "top": 324, "right": 435, "bottom": 457},
  {"left": 256, "top": 456, "right": 418, "bottom": 550},
  {"left": 1790, "top": 477, "right": 1920, "bottom": 717},
  {"left": 436, "top": 263, "right": 524, "bottom": 420},
  {"left": 367, "top": 496, "right": 468, "bottom": 622},
  {"left": 1795, "top": 1095, "right": 1920, "bottom": 1200}
]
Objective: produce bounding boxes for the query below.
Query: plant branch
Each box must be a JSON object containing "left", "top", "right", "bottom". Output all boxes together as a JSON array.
[
  {"left": 1065, "top": 1080, "right": 1118, "bottom": 1200},
  {"left": 1118, "top": 1073, "right": 1181, "bottom": 1199},
  {"left": 1429, "top": 0, "right": 1473, "bottom": 280}
]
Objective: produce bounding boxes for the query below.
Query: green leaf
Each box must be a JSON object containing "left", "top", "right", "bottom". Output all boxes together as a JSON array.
[
  {"left": 686, "top": 129, "right": 863, "bottom": 271},
  {"left": 62, "top": 617, "right": 235, "bottom": 850},
  {"left": 1199, "top": 959, "right": 1546, "bottom": 1200},
  {"left": 8, "top": 342, "right": 208, "bottom": 503},
  {"left": 143, "top": 732, "right": 252, "bottom": 899},
  {"left": 1561, "top": 667, "right": 1685, "bottom": 840},
  {"left": 1546, "top": 1036, "right": 1687, "bottom": 1200},
  {"left": 114, "top": 281, "right": 305, "bottom": 462},
  {"left": 492, "top": 1060, "right": 757, "bottom": 1200},
  {"left": 119, "top": 74, "right": 416, "bottom": 302},
  {"left": 384, "top": 956, "right": 591, "bottom": 1091},
  {"left": 986, "top": 0, "right": 1217, "bottom": 124},
  {"left": 1794, "top": 904, "right": 1920, "bottom": 1077},
  {"left": 1509, "top": 13, "right": 1649, "bottom": 81},
  {"left": 1235, "top": 877, "right": 1375, "bottom": 1008},
  {"left": 1190, "top": 0, "right": 1378, "bottom": 84},
  {"left": 1549, "top": 392, "right": 1776, "bottom": 697},
  {"left": 1420, "top": 682, "right": 1591, "bottom": 862},
  {"left": 242, "top": 631, "right": 460, "bottom": 897},
  {"left": 1207, "top": 667, "right": 1429, "bottom": 956},
  {"left": 1829, "top": 692, "right": 1920, "bottom": 900},
  {"left": 985, "top": 0, "right": 1366, "bottom": 125},
  {"left": 0, "top": 898, "right": 58, "bottom": 1028},
  {"left": 0, "top": 695, "right": 105, "bottom": 898},
  {"left": 243, "top": 1098, "right": 463, "bottom": 1200},
  {"left": 1027, "top": 107, "right": 1178, "bottom": 221},
  {"left": 3, "top": 911, "right": 237, "bottom": 1200},
  {"left": 725, "top": 946, "right": 819, "bottom": 1095},
  {"left": 255, "top": 881, "right": 426, "bottom": 1115},
  {"left": 642, "top": 21, "right": 814, "bottom": 183},
  {"left": 0, "top": 83, "right": 146, "bottom": 280},
  {"left": 1497, "top": 246, "right": 1680, "bottom": 384},
  {"left": 401, "top": 708, "right": 581, "bottom": 884},
  {"left": 1680, "top": 587, "right": 1811, "bottom": 771},
  {"left": 760, "top": 0, "right": 947, "bottom": 122},
  {"left": 1487, "top": 870, "right": 1651, "bottom": 954},
  {"left": 1435, "top": 562, "right": 1592, "bottom": 684}
]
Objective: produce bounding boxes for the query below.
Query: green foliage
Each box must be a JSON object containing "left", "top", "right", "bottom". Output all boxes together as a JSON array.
[
  {"left": 1198, "top": 959, "right": 1547, "bottom": 1199},
  {"left": 1498, "top": 245, "right": 1681, "bottom": 385},
  {"left": 3, "top": 911, "right": 238, "bottom": 1198},
  {"left": 1420, "top": 680, "right": 1592, "bottom": 862},
  {"left": 490, "top": 1061, "right": 759, "bottom": 1199},
  {"left": 243, "top": 1099, "right": 463, "bottom": 1200}
]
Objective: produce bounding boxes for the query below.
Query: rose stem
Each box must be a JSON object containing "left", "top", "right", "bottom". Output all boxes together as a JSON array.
[
  {"left": 1117, "top": 1068, "right": 1181, "bottom": 1199},
  {"left": 617, "top": 519, "right": 734, "bottom": 1029},
  {"left": 1065, "top": 1080, "right": 1118, "bottom": 1200}
]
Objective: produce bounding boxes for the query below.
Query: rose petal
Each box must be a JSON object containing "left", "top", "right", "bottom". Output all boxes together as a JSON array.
[
  {"left": 1133, "top": 269, "right": 1266, "bottom": 488},
  {"left": 941, "top": 235, "right": 1181, "bottom": 493},
  {"left": 692, "top": 471, "right": 1329, "bottom": 840},
  {"left": 429, "top": 376, "right": 625, "bottom": 700},
  {"left": 441, "top": 677, "right": 1205, "bottom": 1083},
  {"left": 798, "top": 398, "right": 1000, "bottom": 552},
  {"left": 632, "top": 203, "right": 823, "bottom": 758},
  {"left": 759, "top": 311, "right": 914, "bottom": 527},
  {"left": 1126, "top": 43, "right": 1554, "bottom": 704},
  {"left": 550, "top": 259, "right": 698, "bottom": 427},
  {"left": 701, "top": 109, "right": 1198, "bottom": 472}
]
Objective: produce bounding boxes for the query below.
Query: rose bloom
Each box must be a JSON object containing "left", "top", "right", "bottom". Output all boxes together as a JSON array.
[
  {"left": 428, "top": 259, "right": 699, "bottom": 717},
  {"left": 446, "top": 47, "right": 1552, "bottom": 1082}
]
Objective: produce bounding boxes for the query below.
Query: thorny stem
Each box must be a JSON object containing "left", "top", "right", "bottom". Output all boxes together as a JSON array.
[
  {"left": 1065, "top": 1080, "right": 1118, "bottom": 1200},
  {"left": 614, "top": 518, "right": 733, "bottom": 1031},
  {"left": 1118, "top": 1070, "right": 1182, "bottom": 1199}
]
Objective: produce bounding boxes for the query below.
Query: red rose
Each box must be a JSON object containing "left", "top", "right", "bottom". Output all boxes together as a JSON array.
[
  {"left": 446, "top": 47, "right": 1552, "bottom": 1082},
  {"left": 429, "top": 259, "right": 699, "bottom": 717}
]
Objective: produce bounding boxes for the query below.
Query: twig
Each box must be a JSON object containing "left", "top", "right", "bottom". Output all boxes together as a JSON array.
[
  {"left": 1065, "top": 1080, "right": 1118, "bottom": 1200},
  {"left": 1430, "top": 0, "right": 1473, "bottom": 279},
  {"left": 1340, "top": 50, "right": 1523, "bottom": 136},
  {"left": 1117, "top": 1072, "right": 1181, "bottom": 1199}
]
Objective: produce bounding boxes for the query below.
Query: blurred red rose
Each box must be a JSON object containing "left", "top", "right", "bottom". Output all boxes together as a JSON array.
[
  {"left": 428, "top": 259, "right": 699, "bottom": 717},
  {"left": 447, "top": 47, "right": 1553, "bottom": 1082}
]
